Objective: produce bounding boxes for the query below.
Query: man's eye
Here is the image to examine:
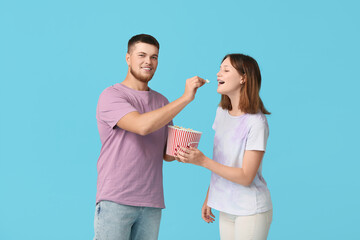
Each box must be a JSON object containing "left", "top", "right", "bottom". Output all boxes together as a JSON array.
[
  {"left": 139, "top": 54, "right": 145, "bottom": 57},
  {"left": 152, "top": 56, "right": 158, "bottom": 60},
  {"left": 224, "top": 70, "right": 229, "bottom": 72}
]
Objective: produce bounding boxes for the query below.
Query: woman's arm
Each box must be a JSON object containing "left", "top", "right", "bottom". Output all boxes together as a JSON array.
[
  {"left": 202, "top": 187, "right": 215, "bottom": 223},
  {"left": 176, "top": 147, "right": 264, "bottom": 186}
]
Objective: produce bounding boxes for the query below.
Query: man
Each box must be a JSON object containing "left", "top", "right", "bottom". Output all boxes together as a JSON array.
[{"left": 94, "top": 34, "right": 206, "bottom": 240}]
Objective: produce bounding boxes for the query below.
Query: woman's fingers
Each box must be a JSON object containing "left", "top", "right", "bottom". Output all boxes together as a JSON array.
[
  {"left": 202, "top": 206, "right": 211, "bottom": 223},
  {"left": 205, "top": 206, "right": 215, "bottom": 223},
  {"left": 201, "top": 206, "right": 207, "bottom": 221},
  {"left": 175, "top": 154, "right": 185, "bottom": 163},
  {"left": 210, "top": 209, "right": 215, "bottom": 218},
  {"left": 175, "top": 146, "right": 190, "bottom": 158},
  {"left": 174, "top": 149, "right": 188, "bottom": 163},
  {"left": 178, "top": 146, "right": 190, "bottom": 154},
  {"left": 175, "top": 146, "right": 199, "bottom": 164}
]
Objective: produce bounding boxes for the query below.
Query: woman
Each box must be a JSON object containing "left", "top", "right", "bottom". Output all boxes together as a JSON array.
[{"left": 175, "top": 54, "right": 273, "bottom": 240}]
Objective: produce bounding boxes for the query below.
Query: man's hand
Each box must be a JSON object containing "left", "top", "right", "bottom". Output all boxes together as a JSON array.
[
  {"left": 182, "top": 76, "right": 206, "bottom": 102},
  {"left": 163, "top": 154, "right": 176, "bottom": 162}
]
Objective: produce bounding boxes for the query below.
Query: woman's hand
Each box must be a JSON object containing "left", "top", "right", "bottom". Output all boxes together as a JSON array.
[
  {"left": 175, "top": 146, "right": 206, "bottom": 166},
  {"left": 202, "top": 201, "right": 215, "bottom": 223}
]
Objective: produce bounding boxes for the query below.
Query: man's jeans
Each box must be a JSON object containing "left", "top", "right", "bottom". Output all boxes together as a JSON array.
[{"left": 94, "top": 201, "right": 162, "bottom": 240}]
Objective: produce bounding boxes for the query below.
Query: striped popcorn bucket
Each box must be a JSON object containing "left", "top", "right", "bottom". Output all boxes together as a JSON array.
[{"left": 166, "top": 125, "right": 202, "bottom": 157}]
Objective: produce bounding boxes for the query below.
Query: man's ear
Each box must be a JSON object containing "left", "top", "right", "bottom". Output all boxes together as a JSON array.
[{"left": 125, "top": 53, "right": 130, "bottom": 66}]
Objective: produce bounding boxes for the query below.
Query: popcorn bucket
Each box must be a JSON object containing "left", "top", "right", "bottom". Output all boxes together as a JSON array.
[{"left": 166, "top": 125, "right": 202, "bottom": 157}]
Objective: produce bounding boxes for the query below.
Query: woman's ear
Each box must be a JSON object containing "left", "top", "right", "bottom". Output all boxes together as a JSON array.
[{"left": 240, "top": 74, "right": 246, "bottom": 84}]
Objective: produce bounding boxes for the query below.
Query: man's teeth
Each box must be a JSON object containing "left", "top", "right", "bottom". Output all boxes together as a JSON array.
[{"left": 143, "top": 67, "right": 151, "bottom": 70}]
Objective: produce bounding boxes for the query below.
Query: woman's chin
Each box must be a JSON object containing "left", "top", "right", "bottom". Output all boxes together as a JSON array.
[{"left": 217, "top": 88, "right": 225, "bottom": 95}]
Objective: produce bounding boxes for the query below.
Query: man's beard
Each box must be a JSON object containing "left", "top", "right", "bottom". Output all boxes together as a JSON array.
[{"left": 130, "top": 67, "right": 154, "bottom": 83}]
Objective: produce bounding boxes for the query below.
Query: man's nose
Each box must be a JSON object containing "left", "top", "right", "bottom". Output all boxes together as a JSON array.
[
  {"left": 145, "top": 56, "right": 151, "bottom": 64},
  {"left": 216, "top": 71, "right": 221, "bottom": 77}
]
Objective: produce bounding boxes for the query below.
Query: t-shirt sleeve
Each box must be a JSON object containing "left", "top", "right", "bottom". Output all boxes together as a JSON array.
[
  {"left": 212, "top": 107, "right": 221, "bottom": 130},
  {"left": 245, "top": 121, "right": 269, "bottom": 151},
  {"left": 97, "top": 89, "right": 138, "bottom": 128}
]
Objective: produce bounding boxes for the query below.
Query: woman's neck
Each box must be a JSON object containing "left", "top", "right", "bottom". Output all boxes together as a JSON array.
[{"left": 228, "top": 93, "right": 245, "bottom": 116}]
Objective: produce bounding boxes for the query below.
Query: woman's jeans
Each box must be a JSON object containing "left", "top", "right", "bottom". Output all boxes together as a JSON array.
[{"left": 94, "top": 201, "right": 162, "bottom": 240}]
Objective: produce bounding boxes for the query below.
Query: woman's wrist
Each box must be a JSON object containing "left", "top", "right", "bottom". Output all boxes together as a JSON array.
[{"left": 201, "top": 155, "right": 210, "bottom": 168}]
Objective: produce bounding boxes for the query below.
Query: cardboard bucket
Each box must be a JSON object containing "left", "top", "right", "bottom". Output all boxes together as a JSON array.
[{"left": 166, "top": 125, "right": 202, "bottom": 157}]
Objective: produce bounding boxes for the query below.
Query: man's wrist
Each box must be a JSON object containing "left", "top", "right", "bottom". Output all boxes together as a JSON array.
[{"left": 180, "top": 94, "right": 193, "bottom": 104}]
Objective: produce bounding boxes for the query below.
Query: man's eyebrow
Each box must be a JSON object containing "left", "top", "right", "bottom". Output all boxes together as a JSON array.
[{"left": 136, "top": 52, "right": 158, "bottom": 57}]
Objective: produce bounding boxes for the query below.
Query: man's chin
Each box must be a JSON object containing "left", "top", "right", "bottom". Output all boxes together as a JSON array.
[
  {"left": 137, "top": 76, "right": 152, "bottom": 83},
  {"left": 130, "top": 69, "right": 154, "bottom": 83}
]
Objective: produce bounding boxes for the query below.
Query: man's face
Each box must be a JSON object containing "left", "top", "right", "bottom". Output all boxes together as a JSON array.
[{"left": 126, "top": 42, "right": 159, "bottom": 83}]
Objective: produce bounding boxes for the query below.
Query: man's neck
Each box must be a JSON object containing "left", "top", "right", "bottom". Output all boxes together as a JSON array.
[{"left": 122, "top": 74, "right": 149, "bottom": 91}]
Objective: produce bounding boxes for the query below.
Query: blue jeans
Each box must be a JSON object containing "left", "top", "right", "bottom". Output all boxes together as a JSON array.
[{"left": 94, "top": 201, "right": 162, "bottom": 240}]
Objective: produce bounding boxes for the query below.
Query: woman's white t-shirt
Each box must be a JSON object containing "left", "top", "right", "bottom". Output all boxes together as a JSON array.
[{"left": 207, "top": 107, "right": 272, "bottom": 216}]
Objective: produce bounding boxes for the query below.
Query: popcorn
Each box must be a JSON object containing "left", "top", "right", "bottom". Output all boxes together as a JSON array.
[
  {"left": 172, "top": 125, "right": 195, "bottom": 132},
  {"left": 166, "top": 125, "right": 202, "bottom": 156}
]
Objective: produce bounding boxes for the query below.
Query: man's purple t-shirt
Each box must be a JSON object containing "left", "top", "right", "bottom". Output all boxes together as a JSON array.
[{"left": 96, "top": 83, "right": 171, "bottom": 208}]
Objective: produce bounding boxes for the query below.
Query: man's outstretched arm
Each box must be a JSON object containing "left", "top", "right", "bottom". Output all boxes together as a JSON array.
[{"left": 117, "top": 76, "right": 206, "bottom": 136}]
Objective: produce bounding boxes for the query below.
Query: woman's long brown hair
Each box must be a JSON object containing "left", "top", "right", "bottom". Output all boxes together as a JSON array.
[{"left": 219, "top": 54, "right": 270, "bottom": 115}]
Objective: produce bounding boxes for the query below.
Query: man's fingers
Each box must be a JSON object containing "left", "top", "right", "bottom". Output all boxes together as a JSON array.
[
  {"left": 196, "top": 77, "right": 206, "bottom": 86},
  {"left": 174, "top": 156, "right": 181, "bottom": 162},
  {"left": 189, "top": 76, "right": 206, "bottom": 87}
]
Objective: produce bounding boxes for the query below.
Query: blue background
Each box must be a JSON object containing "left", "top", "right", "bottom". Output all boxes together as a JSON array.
[{"left": 1, "top": 0, "right": 359, "bottom": 239}]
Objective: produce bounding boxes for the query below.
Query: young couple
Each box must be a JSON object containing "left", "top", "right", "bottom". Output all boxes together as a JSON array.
[{"left": 94, "top": 34, "right": 272, "bottom": 240}]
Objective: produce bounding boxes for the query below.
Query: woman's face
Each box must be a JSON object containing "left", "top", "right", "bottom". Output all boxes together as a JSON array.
[{"left": 216, "top": 57, "right": 244, "bottom": 96}]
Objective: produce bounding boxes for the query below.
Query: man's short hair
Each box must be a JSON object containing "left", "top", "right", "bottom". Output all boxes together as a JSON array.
[{"left": 127, "top": 34, "right": 160, "bottom": 53}]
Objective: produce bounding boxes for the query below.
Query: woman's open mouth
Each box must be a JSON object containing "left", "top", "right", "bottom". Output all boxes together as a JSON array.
[{"left": 217, "top": 80, "right": 225, "bottom": 85}]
